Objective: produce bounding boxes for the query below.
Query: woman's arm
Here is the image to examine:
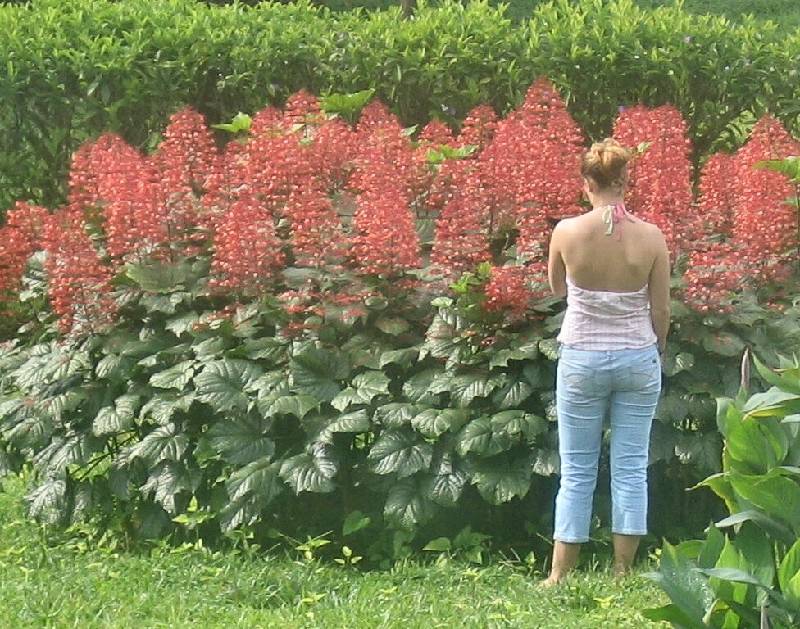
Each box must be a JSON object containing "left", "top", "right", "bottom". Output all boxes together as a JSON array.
[
  {"left": 548, "top": 223, "right": 567, "bottom": 298},
  {"left": 648, "top": 229, "right": 671, "bottom": 353}
]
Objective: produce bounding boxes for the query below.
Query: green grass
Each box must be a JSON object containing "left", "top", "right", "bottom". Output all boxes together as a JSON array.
[{"left": 0, "top": 475, "right": 668, "bottom": 627}]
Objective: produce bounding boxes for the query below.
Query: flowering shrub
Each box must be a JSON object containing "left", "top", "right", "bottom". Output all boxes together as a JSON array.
[{"left": 0, "top": 81, "right": 799, "bottom": 555}]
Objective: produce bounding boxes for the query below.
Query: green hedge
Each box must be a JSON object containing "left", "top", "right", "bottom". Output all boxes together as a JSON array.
[{"left": 2, "top": 0, "right": 799, "bottom": 214}]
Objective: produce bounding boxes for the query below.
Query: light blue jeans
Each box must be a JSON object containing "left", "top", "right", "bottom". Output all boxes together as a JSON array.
[{"left": 554, "top": 343, "right": 662, "bottom": 543}]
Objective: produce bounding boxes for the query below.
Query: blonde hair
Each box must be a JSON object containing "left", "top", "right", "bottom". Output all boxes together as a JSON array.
[{"left": 581, "top": 138, "right": 632, "bottom": 190}]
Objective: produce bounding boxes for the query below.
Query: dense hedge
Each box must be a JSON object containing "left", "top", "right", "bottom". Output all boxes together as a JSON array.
[{"left": 2, "top": 0, "right": 800, "bottom": 214}]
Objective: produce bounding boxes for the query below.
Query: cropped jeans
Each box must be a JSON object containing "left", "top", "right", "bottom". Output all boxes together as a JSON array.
[{"left": 553, "top": 343, "right": 662, "bottom": 543}]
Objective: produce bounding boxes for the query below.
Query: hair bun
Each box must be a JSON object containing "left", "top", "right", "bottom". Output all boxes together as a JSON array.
[{"left": 581, "top": 138, "right": 632, "bottom": 189}]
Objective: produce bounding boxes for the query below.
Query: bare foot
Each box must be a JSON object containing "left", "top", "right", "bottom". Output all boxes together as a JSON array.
[{"left": 539, "top": 575, "right": 564, "bottom": 588}]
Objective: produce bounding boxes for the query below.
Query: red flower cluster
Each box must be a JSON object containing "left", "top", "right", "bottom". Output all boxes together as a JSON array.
[
  {"left": 613, "top": 104, "right": 694, "bottom": 256},
  {"left": 484, "top": 265, "right": 530, "bottom": 317},
  {"left": 0, "top": 202, "right": 47, "bottom": 299},
  {"left": 481, "top": 78, "right": 584, "bottom": 259},
  {"left": 6, "top": 83, "right": 800, "bottom": 333},
  {"left": 348, "top": 112, "right": 422, "bottom": 276},
  {"left": 696, "top": 153, "right": 737, "bottom": 240},
  {"left": 41, "top": 210, "right": 116, "bottom": 334},
  {"left": 732, "top": 115, "right": 800, "bottom": 275},
  {"left": 684, "top": 115, "right": 799, "bottom": 311},
  {"left": 209, "top": 195, "right": 285, "bottom": 293}
]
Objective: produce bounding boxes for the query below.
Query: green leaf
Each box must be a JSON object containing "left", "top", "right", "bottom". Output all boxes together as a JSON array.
[
  {"left": 221, "top": 457, "right": 284, "bottom": 532},
  {"left": 645, "top": 541, "right": 713, "bottom": 629},
  {"left": 456, "top": 417, "right": 514, "bottom": 456},
  {"left": 411, "top": 408, "right": 469, "bottom": 438},
  {"left": 342, "top": 510, "right": 371, "bottom": 536},
  {"left": 421, "top": 453, "right": 468, "bottom": 506},
  {"left": 125, "top": 259, "right": 196, "bottom": 293},
  {"left": 449, "top": 371, "right": 498, "bottom": 408},
  {"left": 538, "top": 338, "right": 559, "bottom": 361},
  {"left": 384, "top": 476, "right": 436, "bottom": 529},
  {"left": 729, "top": 471, "right": 800, "bottom": 528},
  {"left": 262, "top": 394, "right": 319, "bottom": 419},
  {"left": 33, "top": 432, "right": 100, "bottom": 475},
  {"left": 490, "top": 411, "right": 547, "bottom": 441},
  {"left": 471, "top": 456, "right": 532, "bottom": 504},
  {"left": 423, "top": 537, "right": 452, "bottom": 551},
  {"left": 374, "top": 403, "right": 418, "bottom": 428},
  {"left": 320, "top": 89, "right": 375, "bottom": 116},
  {"left": 779, "top": 539, "right": 800, "bottom": 596},
  {"left": 290, "top": 347, "right": 349, "bottom": 402},
  {"left": 702, "top": 331, "right": 746, "bottom": 357},
  {"left": 305, "top": 409, "right": 371, "bottom": 444},
  {"left": 368, "top": 428, "right": 433, "bottom": 477},
  {"left": 532, "top": 448, "right": 560, "bottom": 476},
  {"left": 125, "top": 423, "right": 188, "bottom": 465},
  {"left": 352, "top": 370, "right": 391, "bottom": 401},
  {"left": 211, "top": 111, "right": 252, "bottom": 134},
  {"left": 203, "top": 416, "right": 274, "bottom": 465},
  {"left": 165, "top": 312, "right": 201, "bottom": 337},
  {"left": 26, "top": 478, "right": 67, "bottom": 525},
  {"left": 375, "top": 316, "right": 411, "bottom": 335},
  {"left": 140, "top": 393, "right": 194, "bottom": 426},
  {"left": 141, "top": 460, "right": 199, "bottom": 515},
  {"left": 149, "top": 361, "right": 196, "bottom": 390},
  {"left": 402, "top": 368, "right": 441, "bottom": 403},
  {"left": 378, "top": 347, "right": 419, "bottom": 368},
  {"left": 279, "top": 443, "right": 338, "bottom": 493},
  {"left": 492, "top": 379, "right": 533, "bottom": 409},
  {"left": 195, "top": 359, "right": 263, "bottom": 413},
  {"left": 93, "top": 394, "right": 140, "bottom": 436}
]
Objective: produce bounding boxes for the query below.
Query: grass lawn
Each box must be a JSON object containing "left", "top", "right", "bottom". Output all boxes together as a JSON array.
[{"left": 0, "top": 475, "right": 668, "bottom": 627}]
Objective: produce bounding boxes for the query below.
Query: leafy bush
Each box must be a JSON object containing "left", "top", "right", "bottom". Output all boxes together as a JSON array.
[
  {"left": 2, "top": 0, "right": 800, "bottom": 216},
  {"left": 645, "top": 352, "right": 800, "bottom": 628}
]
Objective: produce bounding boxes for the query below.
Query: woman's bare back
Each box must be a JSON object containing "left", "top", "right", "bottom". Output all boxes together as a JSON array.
[{"left": 557, "top": 210, "right": 662, "bottom": 292}]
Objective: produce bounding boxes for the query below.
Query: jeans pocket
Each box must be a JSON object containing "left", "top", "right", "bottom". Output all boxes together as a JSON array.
[{"left": 623, "top": 356, "right": 661, "bottom": 391}]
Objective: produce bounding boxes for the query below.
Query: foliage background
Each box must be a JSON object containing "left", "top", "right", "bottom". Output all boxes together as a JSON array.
[{"left": 2, "top": 0, "right": 800, "bottom": 215}]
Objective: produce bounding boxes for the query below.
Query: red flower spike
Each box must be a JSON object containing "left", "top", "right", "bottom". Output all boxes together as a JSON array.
[
  {"left": 41, "top": 210, "right": 117, "bottom": 334},
  {"left": 613, "top": 104, "right": 694, "bottom": 256},
  {"left": 209, "top": 194, "right": 285, "bottom": 294}
]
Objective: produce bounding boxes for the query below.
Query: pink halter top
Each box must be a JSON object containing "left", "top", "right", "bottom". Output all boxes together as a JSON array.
[{"left": 557, "top": 277, "right": 657, "bottom": 350}]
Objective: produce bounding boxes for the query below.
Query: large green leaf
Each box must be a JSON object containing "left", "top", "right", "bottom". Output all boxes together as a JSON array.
[
  {"left": 449, "top": 371, "right": 502, "bottom": 408},
  {"left": 290, "top": 347, "right": 349, "bottom": 402},
  {"left": 729, "top": 471, "right": 800, "bottom": 529},
  {"left": 384, "top": 477, "right": 436, "bottom": 529},
  {"left": 491, "top": 379, "right": 533, "bottom": 410},
  {"left": 261, "top": 394, "right": 319, "bottom": 419},
  {"left": 195, "top": 359, "right": 263, "bottom": 413},
  {"left": 26, "top": 478, "right": 68, "bottom": 525},
  {"left": 373, "top": 403, "right": 418, "bottom": 428},
  {"left": 352, "top": 370, "right": 391, "bottom": 401},
  {"left": 703, "top": 331, "right": 746, "bottom": 357},
  {"left": 93, "top": 394, "right": 141, "bottom": 436},
  {"left": 149, "top": 360, "right": 196, "bottom": 391},
  {"left": 203, "top": 416, "right": 274, "bottom": 465},
  {"left": 470, "top": 456, "right": 532, "bottom": 504},
  {"left": 368, "top": 428, "right": 433, "bottom": 477},
  {"left": 140, "top": 393, "right": 195, "bottom": 426},
  {"left": 490, "top": 411, "right": 547, "bottom": 441},
  {"left": 279, "top": 443, "right": 339, "bottom": 494},
  {"left": 303, "top": 409, "right": 371, "bottom": 443},
  {"left": 421, "top": 453, "right": 468, "bottom": 507},
  {"left": 379, "top": 347, "right": 419, "bottom": 368},
  {"left": 456, "top": 417, "right": 514, "bottom": 456},
  {"left": 644, "top": 541, "right": 713, "bottom": 629},
  {"left": 779, "top": 539, "right": 800, "bottom": 597},
  {"left": 402, "top": 368, "right": 442, "bottom": 403},
  {"left": 140, "top": 460, "right": 199, "bottom": 515},
  {"left": 411, "top": 408, "right": 469, "bottom": 438},
  {"left": 125, "top": 423, "right": 188, "bottom": 465},
  {"left": 33, "top": 432, "right": 101, "bottom": 475},
  {"left": 221, "top": 457, "right": 284, "bottom": 532},
  {"left": 125, "top": 259, "right": 197, "bottom": 293}
]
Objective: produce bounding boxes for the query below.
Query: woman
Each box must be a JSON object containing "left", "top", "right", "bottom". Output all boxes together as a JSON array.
[{"left": 543, "top": 139, "right": 671, "bottom": 585}]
